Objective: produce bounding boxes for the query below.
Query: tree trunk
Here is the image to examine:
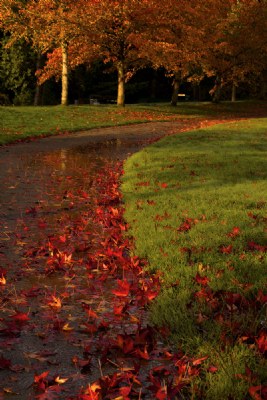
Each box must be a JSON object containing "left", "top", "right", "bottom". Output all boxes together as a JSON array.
[
  {"left": 171, "top": 71, "right": 181, "bottom": 106},
  {"left": 34, "top": 53, "right": 42, "bottom": 106},
  {"left": 192, "top": 84, "right": 199, "bottom": 101},
  {"left": 34, "top": 84, "right": 42, "bottom": 106},
  {"left": 150, "top": 69, "right": 157, "bottom": 100},
  {"left": 231, "top": 82, "right": 237, "bottom": 102},
  {"left": 259, "top": 70, "right": 267, "bottom": 99},
  {"left": 209, "top": 76, "right": 222, "bottom": 103},
  {"left": 61, "top": 41, "right": 68, "bottom": 106},
  {"left": 117, "top": 62, "right": 125, "bottom": 107}
]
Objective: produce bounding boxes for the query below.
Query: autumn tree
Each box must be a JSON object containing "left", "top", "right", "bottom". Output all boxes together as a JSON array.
[
  {"left": 68, "top": 0, "right": 154, "bottom": 106},
  {"left": 1, "top": 0, "right": 266, "bottom": 105},
  {"left": 133, "top": 0, "right": 213, "bottom": 105},
  {"left": 201, "top": 0, "right": 267, "bottom": 102},
  {"left": 0, "top": 0, "right": 78, "bottom": 105}
]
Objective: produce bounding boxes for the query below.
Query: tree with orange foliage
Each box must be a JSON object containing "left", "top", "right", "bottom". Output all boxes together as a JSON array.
[
  {"left": 138, "top": 0, "right": 209, "bottom": 105},
  {"left": 66, "top": 0, "right": 154, "bottom": 106},
  {"left": 201, "top": 0, "right": 267, "bottom": 102},
  {"left": 1, "top": 0, "right": 266, "bottom": 105},
  {"left": 138, "top": 0, "right": 267, "bottom": 103},
  {"left": 0, "top": 0, "right": 77, "bottom": 105}
]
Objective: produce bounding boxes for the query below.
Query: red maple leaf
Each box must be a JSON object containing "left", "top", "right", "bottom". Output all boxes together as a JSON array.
[
  {"left": 160, "top": 182, "right": 168, "bottom": 188},
  {"left": 194, "top": 273, "right": 210, "bottom": 286},
  {"left": 113, "top": 303, "right": 126, "bottom": 315},
  {"left": 177, "top": 218, "right": 194, "bottom": 232},
  {"left": 219, "top": 245, "right": 233, "bottom": 254},
  {"left": 207, "top": 365, "right": 218, "bottom": 373},
  {"left": 112, "top": 280, "right": 130, "bottom": 297},
  {"left": 10, "top": 312, "right": 29, "bottom": 324},
  {"left": 34, "top": 371, "right": 50, "bottom": 391},
  {"left": 134, "top": 346, "right": 150, "bottom": 360},
  {"left": 256, "top": 332, "right": 267, "bottom": 355},
  {"left": 156, "top": 388, "right": 167, "bottom": 400},
  {"left": 227, "top": 226, "right": 240, "bottom": 238},
  {"left": 249, "top": 385, "right": 267, "bottom": 400},
  {"left": 86, "top": 308, "right": 99, "bottom": 319}
]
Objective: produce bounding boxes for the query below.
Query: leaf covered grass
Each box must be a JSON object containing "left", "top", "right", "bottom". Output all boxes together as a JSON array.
[
  {"left": 122, "top": 118, "right": 267, "bottom": 399},
  {"left": 0, "top": 100, "right": 266, "bottom": 145}
]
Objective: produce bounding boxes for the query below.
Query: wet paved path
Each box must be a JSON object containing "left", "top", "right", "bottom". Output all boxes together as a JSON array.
[{"left": 0, "top": 119, "right": 233, "bottom": 399}]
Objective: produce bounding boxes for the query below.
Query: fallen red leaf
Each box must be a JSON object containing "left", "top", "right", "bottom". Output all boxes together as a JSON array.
[
  {"left": 134, "top": 346, "right": 150, "bottom": 360},
  {"left": 207, "top": 365, "right": 218, "bottom": 373},
  {"left": 227, "top": 226, "right": 240, "bottom": 238},
  {"left": 156, "top": 388, "right": 167, "bottom": 399},
  {"left": 256, "top": 332, "right": 267, "bottom": 355},
  {"left": 219, "top": 245, "right": 233, "bottom": 254},
  {"left": 249, "top": 385, "right": 267, "bottom": 400},
  {"left": 86, "top": 308, "right": 99, "bottom": 319},
  {"left": 10, "top": 312, "right": 29, "bottom": 324},
  {"left": 112, "top": 279, "right": 130, "bottom": 297},
  {"left": 194, "top": 273, "right": 210, "bottom": 286}
]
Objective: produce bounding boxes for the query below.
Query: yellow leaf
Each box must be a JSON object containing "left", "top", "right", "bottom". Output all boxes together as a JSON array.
[
  {"left": 62, "top": 323, "right": 73, "bottom": 331},
  {"left": 55, "top": 376, "right": 68, "bottom": 384}
]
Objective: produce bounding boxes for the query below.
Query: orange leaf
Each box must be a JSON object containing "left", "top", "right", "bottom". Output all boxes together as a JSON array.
[
  {"left": 192, "top": 355, "right": 208, "bottom": 366},
  {"left": 0, "top": 274, "right": 6, "bottom": 285},
  {"left": 48, "top": 295, "right": 62, "bottom": 309},
  {"left": 86, "top": 308, "right": 99, "bottom": 319},
  {"left": 34, "top": 371, "right": 49, "bottom": 384}
]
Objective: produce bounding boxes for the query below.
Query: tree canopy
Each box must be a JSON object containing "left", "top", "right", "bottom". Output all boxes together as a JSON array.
[{"left": 0, "top": 0, "right": 266, "bottom": 105}]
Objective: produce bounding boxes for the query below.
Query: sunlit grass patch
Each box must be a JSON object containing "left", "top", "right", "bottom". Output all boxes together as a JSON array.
[{"left": 122, "top": 118, "right": 267, "bottom": 398}]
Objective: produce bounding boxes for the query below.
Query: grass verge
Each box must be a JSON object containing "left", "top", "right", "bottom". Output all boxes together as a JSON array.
[
  {"left": 122, "top": 118, "right": 267, "bottom": 399},
  {"left": 0, "top": 100, "right": 266, "bottom": 145}
]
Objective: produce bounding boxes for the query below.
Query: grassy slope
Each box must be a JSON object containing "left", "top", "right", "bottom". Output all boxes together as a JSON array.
[
  {"left": 122, "top": 118, "right": 267, "bottom": 399},
  {"left": 0, "top": 100, "right": 266, "bottom": 145}
]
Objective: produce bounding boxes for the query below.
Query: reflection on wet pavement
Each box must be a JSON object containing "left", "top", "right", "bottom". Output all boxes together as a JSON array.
[{"left": 0, "top": 127, "right": 169, "bottom": 399}]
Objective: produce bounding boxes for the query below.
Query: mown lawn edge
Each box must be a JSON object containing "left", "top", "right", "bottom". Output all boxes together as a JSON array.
[{"left": 122, "top": 118, "right": 267, "bottom": 399}]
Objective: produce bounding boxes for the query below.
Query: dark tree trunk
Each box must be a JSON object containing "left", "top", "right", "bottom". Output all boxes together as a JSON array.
[
  {"left": 150, "top": 69, "right": 157, "bottom": 100},
  {"left": 209, "top": 76, "right": 222, "bottom": 103},
  {"left": 171, "top": 71, "right": 181, "bottom": 106},
  {"left": 231, "top": 82, "right": 237, "bottom": 102},
  {"left": 34, "top": 53, "right": 43, "bottom": 106},
  {"left": 259, "top": 70, "right": 267, "bottom": 99},
  {"left": 192, "top": 84, "right": 199, "bottom": 101}
]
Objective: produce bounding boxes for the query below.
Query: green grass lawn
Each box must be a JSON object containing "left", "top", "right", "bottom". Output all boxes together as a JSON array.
[
  {"left": 0, "top": 100, "right": 266, "bottom": 145},
  {"left": 122, "top": 118, "right": 267, "bottom": 399}
]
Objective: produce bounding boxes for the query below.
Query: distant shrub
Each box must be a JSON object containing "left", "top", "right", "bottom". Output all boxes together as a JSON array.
[
  {"left": 13, "top": 91, "right": 33, "bottom": 106},
  {"left": 0, "top": 93, "right": 11, "bottom": 105}
]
